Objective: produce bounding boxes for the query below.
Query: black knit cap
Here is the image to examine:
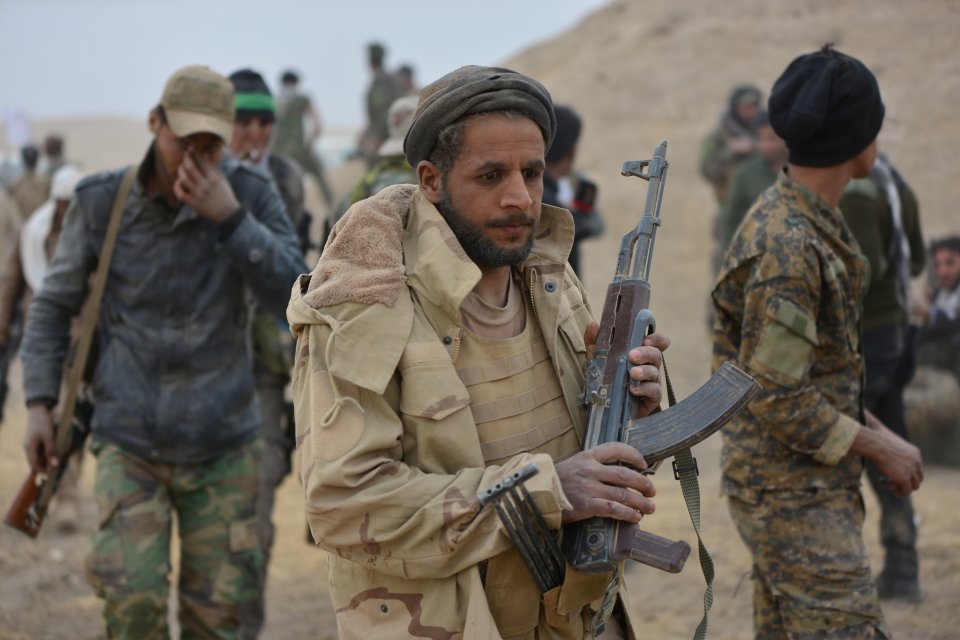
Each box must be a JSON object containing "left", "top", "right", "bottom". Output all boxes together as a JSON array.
[
  {"left": 228, "top": 68, "right": 275, "bottom": 123},
  {"left": 769, "top": 45, "right": 884, "bottom": 167},
  {"left": 404, "top": 65, "right": 556, "bottom": 167}
]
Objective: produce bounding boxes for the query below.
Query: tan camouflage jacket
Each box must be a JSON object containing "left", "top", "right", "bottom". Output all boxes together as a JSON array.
[
  {"left": 288, "top": 184, "right": 629, "bottom": 639},
  {"left": 711, "top": 171, "right": 868, "bottom": 500}
]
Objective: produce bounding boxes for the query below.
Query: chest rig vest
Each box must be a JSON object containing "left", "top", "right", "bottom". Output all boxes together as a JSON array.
[{"left": 455, "top": 301, "right": 581, "bottom": 467}]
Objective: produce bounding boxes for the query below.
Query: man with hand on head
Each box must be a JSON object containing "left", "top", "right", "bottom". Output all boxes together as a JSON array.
[
  {"left": 289, "top": 65, "right": 668, "bottom": 638},
  {"left": 712, "top": 46, "right": 923, "bottom": 639},
  {"left": 20, "top": 65, "right": 306, "bottom": 639}
]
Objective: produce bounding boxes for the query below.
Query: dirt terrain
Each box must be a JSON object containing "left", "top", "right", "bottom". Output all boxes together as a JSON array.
[{"left": 2, "top": 0, "right": 959, "bottom": 638}]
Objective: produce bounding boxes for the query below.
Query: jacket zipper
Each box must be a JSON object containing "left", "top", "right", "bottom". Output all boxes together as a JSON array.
[{"left": 526, "top": 268, "right": 540, "bottom": 324}]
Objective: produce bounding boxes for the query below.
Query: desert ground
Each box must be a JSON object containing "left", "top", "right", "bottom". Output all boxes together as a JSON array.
[{"left": 2, "top": 1, "right": 959, "bottom": 638}]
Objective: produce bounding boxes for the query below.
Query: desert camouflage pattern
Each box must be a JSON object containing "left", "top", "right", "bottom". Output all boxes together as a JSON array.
[
  {"left": 86, "top": 438, "right": 263, "bottom": 639},
  {"left": 289, "top": 185, "right": 633, "bottom": 638},
  {"left": 728, "top": 488, "right": 889, "bottom": 638},
  {"left": 711, "top": 171, "right": 889, "bottom": 637}
]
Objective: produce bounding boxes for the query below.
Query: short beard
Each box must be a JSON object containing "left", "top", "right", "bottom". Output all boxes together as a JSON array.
[{"left": 438, "top": 186, "right": 535, "bottom": 268}]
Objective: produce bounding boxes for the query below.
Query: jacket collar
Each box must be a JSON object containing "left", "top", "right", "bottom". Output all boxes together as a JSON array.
[
  {"left": 777, "top": 168, "right": 851, "bottom": 239},
  {"left": 402, "top": 189, "right": 575, "bottom": 319}
]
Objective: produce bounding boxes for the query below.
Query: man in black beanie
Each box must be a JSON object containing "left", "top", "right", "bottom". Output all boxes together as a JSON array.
[
  {"left": 712, "top": 45, "right": 923, "bottom": 638},
  {"left": 288, "top": 65, "right": 670, "bottom": 638}
]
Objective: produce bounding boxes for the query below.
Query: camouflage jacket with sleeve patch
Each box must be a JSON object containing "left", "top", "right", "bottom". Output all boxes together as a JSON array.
[
  {"left": 288, "top": 184, "right": 636, "bottom": 639},
  {"left": 711, "top": 170, "right": 869, "bottom": 500}
]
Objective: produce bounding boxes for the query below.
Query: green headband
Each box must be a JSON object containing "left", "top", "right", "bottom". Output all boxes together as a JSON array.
[{"left": 235, "top": 92, "right": 275, "bottom": 113}]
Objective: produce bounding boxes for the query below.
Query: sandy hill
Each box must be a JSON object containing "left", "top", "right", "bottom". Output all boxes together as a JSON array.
[{"left": 504, "top": 0, "right": 959, "bottom": 389}]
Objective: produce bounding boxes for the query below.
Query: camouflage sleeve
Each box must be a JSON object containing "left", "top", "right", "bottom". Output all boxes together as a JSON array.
[
  {"left": 699, "top": 128, "right": 732, "bottom": 184},
  {"left": 292, "top": 318, "right": 572, "bottom": 580},
  {"left": 737, "top": 248, "right": 860, "bottom": 465}
]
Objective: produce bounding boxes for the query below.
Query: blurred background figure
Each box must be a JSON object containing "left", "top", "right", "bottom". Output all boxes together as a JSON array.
[
  {"left": 905, "top": 235, "right": 960, "bottom": 467},
  {"left": 712, "top": 110, "right": 787, "bottom": 275},
  {"left": 700, "top": 84, "right": 763, "bottom": 204},
  {"left": 42, "top": 134, "right": 67, "bottom": 179},
  {"left": 229, "top": 66, "right": 310, "bottom": 635},
  {"left": 840, "top": 152, "right": 926, "bottom": 601},
  {"left": 0, "top": 184, "right": 23, "bottom": 262},
  {"left": 273, "top": 69, "right": 335, "bottom": 208},
  {"left": 396, "top": 63, "right": 419, "bottom": 96},
  {"left": 542, "top": 105, "right": 603, "bottom": 278},
  {"left": 6, "top": 144, "right": 50, "bottom": 221},
  {"left": 335, "top": 94, "right": 418, "bottom": 222},
  {"left": 0, "top": 165, "right": 84, "bottom": 530},
  {"left": 358, "top": 41, "right": 401, "bottom": 166},
  {"left": 917, "top": 235, "right": 960, "bottom": 375}
]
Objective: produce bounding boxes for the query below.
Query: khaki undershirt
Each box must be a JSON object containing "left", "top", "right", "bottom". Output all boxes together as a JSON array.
[
  {"left": 460, "top": 269, "right": 526, "bottom": 339},
  {"left": 457, "top": 270, "right": 579, "bottom": 467}
]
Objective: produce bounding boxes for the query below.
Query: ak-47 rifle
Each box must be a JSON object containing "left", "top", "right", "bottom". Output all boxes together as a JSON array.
[
  {"left": 4, "top": 399, "right": 92, "bottom": 537},
  {"left": 4, "top": 165, "right": 137, "bottom": 538},
  {"left": 561, "top": 141, "right": 759, "bottom": 574},
  {"left": 476, "top": 143, "right": 758, "bottom": 638}
]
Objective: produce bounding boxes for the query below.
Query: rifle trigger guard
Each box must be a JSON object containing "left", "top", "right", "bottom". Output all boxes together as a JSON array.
[{"left": 672, "top": 457, "right": 699, "bottom": 481}]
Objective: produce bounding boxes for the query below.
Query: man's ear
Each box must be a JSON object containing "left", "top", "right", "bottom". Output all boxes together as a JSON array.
[
  {"left": 148, "top": 109, "right": 162, "bottom": 135},
  {"left": 417, "top": 160, "right": 442, "bottom": 205}
]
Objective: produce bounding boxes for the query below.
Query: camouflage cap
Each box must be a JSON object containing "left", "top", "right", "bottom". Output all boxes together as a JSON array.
[
  {"left": 403, "top": 65, "right": 555, "bottom": 167},
  {"left": 160, "top": 65, "right": 234, "bottom": 141}
]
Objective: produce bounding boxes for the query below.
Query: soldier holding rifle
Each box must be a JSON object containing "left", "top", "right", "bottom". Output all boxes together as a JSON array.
[
  {"left": 289, "top": 65, "right": 671, "bottom": 638},
  {"left": 17, "top": 65, "right": 305, "bottom": 638}
]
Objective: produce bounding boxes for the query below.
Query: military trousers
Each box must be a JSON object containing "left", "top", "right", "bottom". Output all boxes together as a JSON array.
[
  {"left": 86, "top": 438, "right": 264, "bottom": 640},
  {"left": 250, "top": 369, "right": 295, "bottom": 635},
  {"left": 728, "top": 487, "right": 889, "bottom": 639}
]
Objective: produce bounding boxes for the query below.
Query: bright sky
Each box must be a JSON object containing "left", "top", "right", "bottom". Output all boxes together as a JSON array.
[{"left": 0, "top": 0, "right": 608, "bottom": 132}]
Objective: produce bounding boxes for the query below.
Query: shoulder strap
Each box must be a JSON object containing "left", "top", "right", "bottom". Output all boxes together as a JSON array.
[
  {"left": 663, "top": 357, "right": 714, "bottom": 640},
  {"left": 53, "top": 165, "right": 137, "bottom": 451}
]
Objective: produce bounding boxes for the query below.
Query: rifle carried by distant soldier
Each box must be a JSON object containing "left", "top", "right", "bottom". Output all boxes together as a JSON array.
[
  {"left": 479, "top": 142, "right": 759, "bottom": 637},
  {"left": 5, "top": 166, "right": 136, "bottom": 537}
]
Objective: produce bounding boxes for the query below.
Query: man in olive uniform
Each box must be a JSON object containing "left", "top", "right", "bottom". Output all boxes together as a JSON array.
[
  {"left": 21, "top": 65, "right": 306, "bottom": 639},
  {"left": 273, "top": 69, "right": 334, "bottom": 207},
  {"left": 840, "top": 153, "right": 926, "bottom": 601},
  {"left": 700, "top": 84, "right": 763, "bottom": 204},
  {"left": 289, "top": 65, "right": 669, "bottom": 638},
  {"left": 358, "top": 42, "right": 401, "bottom": 165},
  {"left": 712, "top": 110, "right": 787, "bottom": 274},
  {"left": 712, "top": 47, "right": 923, "bottom": 638}
]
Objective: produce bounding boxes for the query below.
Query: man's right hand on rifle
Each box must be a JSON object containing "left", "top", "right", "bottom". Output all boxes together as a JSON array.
[
  {"left": 24, "top": 403, "right": 58, "bottom": 474},
  {"left": 555, "top": 324, "right": 670, "bottom": 524}
]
